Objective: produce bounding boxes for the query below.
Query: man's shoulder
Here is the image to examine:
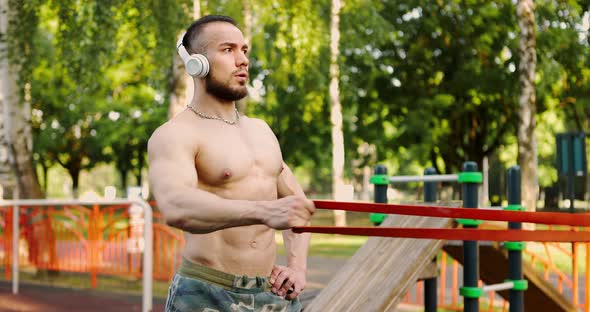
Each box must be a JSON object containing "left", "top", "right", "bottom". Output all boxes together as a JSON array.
[
  {"left": 244, "top": 115, "right": 272, "bottom": 132},
  {"left": 148, "top": 117, "right": 196, "bottom": 152}
]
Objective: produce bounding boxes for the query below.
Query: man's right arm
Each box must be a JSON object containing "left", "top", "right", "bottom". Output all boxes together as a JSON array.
[{"left": 147, "top": 124, "right": 313, "bottom": 234}]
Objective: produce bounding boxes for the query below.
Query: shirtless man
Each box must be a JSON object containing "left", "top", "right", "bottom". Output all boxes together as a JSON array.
[{"left": 147, "top": 15, "right": 315, "bottom": 312}]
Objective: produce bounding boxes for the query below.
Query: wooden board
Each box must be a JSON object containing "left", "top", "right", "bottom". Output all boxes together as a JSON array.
[
  {"left": 305, "top": 215, "right": 453, "bottom": 312},
  {"left": 443, "top": 244, "right": 577, "bottom": 312}
]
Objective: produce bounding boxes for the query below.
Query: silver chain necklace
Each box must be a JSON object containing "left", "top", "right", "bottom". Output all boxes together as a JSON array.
[{"left": 186, "top": 104, "right": 240, "bottom": 125}]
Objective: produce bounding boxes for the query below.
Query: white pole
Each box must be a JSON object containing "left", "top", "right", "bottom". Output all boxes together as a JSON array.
[
  {"left": 389, "top": 174, "right": 459, "bottom": 183},
  {"left": 139, "top": 199, "right": 153, "bottom": 312},
  {"left": 11, "top": 187, "right": 19, "bottom": 294},
  {"left": 482, "top": 281, "right": 514, "bottom": 293}
]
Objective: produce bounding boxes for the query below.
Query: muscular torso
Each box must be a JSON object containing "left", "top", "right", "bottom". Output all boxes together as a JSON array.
[{"left": 179, "top": 112, "right": 284, "bottom": 276}]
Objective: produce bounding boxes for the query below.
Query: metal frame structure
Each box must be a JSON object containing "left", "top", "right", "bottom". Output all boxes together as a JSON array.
[{"left": 2, "top": 199, "right": 153, "bottom": 312}]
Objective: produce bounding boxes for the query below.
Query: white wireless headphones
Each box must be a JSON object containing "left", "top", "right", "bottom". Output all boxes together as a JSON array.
[{"left": 177, "top": 35, "right": 210, "bottom": 78}]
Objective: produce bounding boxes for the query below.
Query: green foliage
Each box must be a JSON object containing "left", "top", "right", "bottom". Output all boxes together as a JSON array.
[
  {"left": 340, "top": 0, "right": 522, "bottom": 175},
  {"left": 534, "top": 0, "right": 589, "bottom": 186},
  {"left": 5, "top": 0, "right": 590, "bottom": 195},
  {"left": 26, "top": 0, "right": 185, "bottom": 192},
  {"left": 5, "top": 0, "right": 41, "bottom": 91}
]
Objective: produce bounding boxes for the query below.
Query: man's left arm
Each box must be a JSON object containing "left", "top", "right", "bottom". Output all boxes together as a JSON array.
[{"left": 270, "top": 163, "right": 312, "bottom": 300}]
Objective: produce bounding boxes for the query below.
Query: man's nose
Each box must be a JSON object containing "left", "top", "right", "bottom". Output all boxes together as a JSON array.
[{"left": 236, "top": 51, "right": 249, "bottom": 67}]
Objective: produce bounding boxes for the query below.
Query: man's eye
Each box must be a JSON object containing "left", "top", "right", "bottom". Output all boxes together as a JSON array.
[{"left": 224, "top": 48, "right": 232, "bottom": 52}]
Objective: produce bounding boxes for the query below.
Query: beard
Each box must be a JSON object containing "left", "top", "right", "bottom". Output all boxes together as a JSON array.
[{"left": 205, "top": 71, "right": 248, "bottom": 102}]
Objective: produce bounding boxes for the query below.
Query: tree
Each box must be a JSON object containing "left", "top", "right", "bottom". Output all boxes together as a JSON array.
[
  {"left": 340, "top": 0, "right": 520, "bottom": 179},
  {"left": 168, "top": 0, "right": 200, "bottom": 119},
  {"left": 245, "top": 0, "right": 333, "bottom": 193},
  {"left": 329, "top": 0, "right": 347, "bottom": 226},
  {"left": 0, "top": 0, "right": 19, "bottom": 197},
  {"left": 516, "top": 0, "right": 538, "bottom": 212},
  {"left": 101, "top": 0, "right": 184, "bottom": 191},
  {"left": 236, "top": 0, "right": 252, "bottom": 114},
  {"left": 0, "top": 0, "right": 44, "bottom": 199},
  {"left": 29, "top": 0, "right": 122, "bottom": 197}
]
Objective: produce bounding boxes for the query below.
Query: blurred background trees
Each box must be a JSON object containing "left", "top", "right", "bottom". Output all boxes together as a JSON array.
[{"left": 0, "top": 0, "right": 587, "bottom": 212}]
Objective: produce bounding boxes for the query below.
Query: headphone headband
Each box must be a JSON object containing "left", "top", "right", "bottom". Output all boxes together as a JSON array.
[{"left": 176, "top": 33, "right": 209, "bottom": 78}]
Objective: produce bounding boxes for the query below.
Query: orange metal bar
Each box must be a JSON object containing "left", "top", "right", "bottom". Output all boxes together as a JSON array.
[
  {"left": 452, "top": 261, "right": 458, "bottom": 306},
  {"left": 48, "top": 206, "right": 58, "bottom": 270},
  {"left": 4, "top": 208, "right": 12, "bottom": 280},
  {"left": 543, "top": 242, "right": 554, "bottom": 268},
  {"left": 586, "top": 237, "right": 590, "bottom": 312},
  {"left": 90, "top": 204, "right": 98, "bottom": 288},
  {"left": 97, "top": 205, "right": 104, "bottom": 276},
  {"left": 573, "top": 242, "right": 579, "bottom": 306}
]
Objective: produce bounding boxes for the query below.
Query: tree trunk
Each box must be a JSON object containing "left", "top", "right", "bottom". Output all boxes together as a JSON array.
[
  {"left": 236, "top": 0, "right": 252, "bottom": 114},
  {"left": 0, "top": 0, "right": 17, "bottom": 198},
  {"left": 69, "top": 166, "right": 81, "bottom": 198},
  {"left": 41, "top": 162, "right": 48, "bottom": 194},
  {"left": 135, "top": 148, "right": 144, "bottom": 186},
  {"left": 119, "top": 168, "right": 128, "bottom": 192},
  {"left": 168, "top": 1, "right": 201, "bottom": 119},
  {"left": 516, "top": 0, "right": 538, "bottom": 217},
  {"left": 330, "top": 0, "right": 346, "bottom": 226},
  {"left": 0, "top": 0, "right": 43, "bottom": 200}
]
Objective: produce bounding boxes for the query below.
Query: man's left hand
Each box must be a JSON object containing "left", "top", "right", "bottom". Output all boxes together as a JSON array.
[{"left": 270, "top": 265, "right": 306, "bottom": 300}]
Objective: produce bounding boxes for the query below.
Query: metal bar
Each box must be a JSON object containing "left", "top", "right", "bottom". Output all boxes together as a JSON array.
[
  {"left": 293, "top": 226, "right": 590, "bottom": 242},
  {"left": 12, "top": 187, "right": 19, "bottom": 294},
  {"left": 424, "top": 167, "right": 437, "bottom": 312},
  {"left": 389, "top": 174, "right": 459, "bottom": 183},
  {"left": 0, "top": 199, "right": 151, "bottom": 206},
  {"left": 507, "top": 166, "right": 524, "bottom": 312},
  {"left": 585, "top": 238, "right": 590, "bottom": 312},
  {"left": 483, "top": 282, "right": 514, "bottom": 293},
  {"left": 138, "top": 199, "right": 154, "bottom": 312},
  {"left": 462, "top": 162, "right": 479, "bottom": 312},
  {"left": 312, "top": 200, "right": 590, "bottom": 226},
  {"left": 0, "top": 199, "right": 153, "bottom": 312}
]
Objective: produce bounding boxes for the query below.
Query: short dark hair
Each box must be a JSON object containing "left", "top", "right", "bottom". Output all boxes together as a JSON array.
[{"left": 182, "top": 15, "right": 239, "bottom": 54}]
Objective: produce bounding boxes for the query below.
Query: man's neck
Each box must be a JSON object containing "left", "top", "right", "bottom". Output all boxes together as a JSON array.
[{"left": 190, "top": 91, "right": 237, "bottom": 121}]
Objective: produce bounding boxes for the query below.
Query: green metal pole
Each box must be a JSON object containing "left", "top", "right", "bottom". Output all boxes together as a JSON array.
[
  {"left": 461, "top": 162, "right": 480, "bottom": 312},
  {"left": 370, "top": 165, "right": 388, "bottom": 225},
  {"left": 507, "top": 166, "right": 525, "bottom": 312},
  {"left": 424, "top": 167, "right": 437, "bottom": 312}
]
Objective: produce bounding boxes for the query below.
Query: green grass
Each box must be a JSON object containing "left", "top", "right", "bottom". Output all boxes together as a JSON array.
[{"left": 276, "top": 233, "right": 368, "bottom": 258}]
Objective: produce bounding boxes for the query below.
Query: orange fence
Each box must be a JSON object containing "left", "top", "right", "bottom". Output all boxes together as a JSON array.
[{"left": 0, "top": 202, "right": 183, "bottom": 288}]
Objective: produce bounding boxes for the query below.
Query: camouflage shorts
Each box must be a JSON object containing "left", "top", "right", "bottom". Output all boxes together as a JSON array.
[{"left": 165, "top": 259, "right": 302, "bottom": 312}]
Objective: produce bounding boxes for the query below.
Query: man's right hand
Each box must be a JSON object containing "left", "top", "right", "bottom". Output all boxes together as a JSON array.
[{"left": 262, "top": 196, "right": 315, "bottom": 230}]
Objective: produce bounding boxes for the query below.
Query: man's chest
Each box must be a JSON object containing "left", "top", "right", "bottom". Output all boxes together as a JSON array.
[{"left": 194, "top": 125, "right": 283, "bottom": 185}]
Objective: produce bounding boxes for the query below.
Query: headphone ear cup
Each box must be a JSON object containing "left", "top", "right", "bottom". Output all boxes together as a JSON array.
[
  {"left": 176, "top": 39, "right": 210, "bottom": 78},
  {"left": 185, "top": 55, "right": 205, "bottom": 77},
  {"left": 193, "top": 54, "right": 210, "bottom": 78}
]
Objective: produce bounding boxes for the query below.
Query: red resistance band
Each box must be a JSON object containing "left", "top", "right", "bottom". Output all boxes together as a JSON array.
[
  {"left": 292, "top": 226, "right": 590, "bottom": 242},
  {"left": 313, "top": 200, "right": 590, "bottom": 227}
]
